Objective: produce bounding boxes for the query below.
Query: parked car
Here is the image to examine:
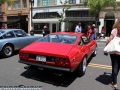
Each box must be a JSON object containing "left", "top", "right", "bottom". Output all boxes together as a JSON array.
[
  {"left": 0, "top": 29, "right": 41, "bottom": 57},
  {"left": 19, "top": 32, "right": 97, "bottom": 76}
]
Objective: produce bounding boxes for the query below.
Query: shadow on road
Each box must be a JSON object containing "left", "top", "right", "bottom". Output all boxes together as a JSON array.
[
  {"left": 21, "top": 69, "right": 77, "bottom": 87},
  {"left": 96, "top": 72, "right": 120, "bottom": 90},
  {"left": 96, "top": 72, "right": 112, "bottom": 85}
]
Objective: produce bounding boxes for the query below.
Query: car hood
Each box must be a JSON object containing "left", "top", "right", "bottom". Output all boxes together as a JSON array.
[{"left": 21, "top": 42, "right": 74, "bottom": 56}]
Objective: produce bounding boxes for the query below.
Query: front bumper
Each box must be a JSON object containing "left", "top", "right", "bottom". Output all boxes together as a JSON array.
[{"left": 19, "top": 60, "right": 70, "bottom": 72}]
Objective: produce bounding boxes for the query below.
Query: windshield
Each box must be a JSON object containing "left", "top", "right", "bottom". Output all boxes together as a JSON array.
[
  {"left": 0, "top": 31, "right": 5, "bottom": 35},
  {"left": 38, "top": 34, "right": 77, "bottom": 44}
]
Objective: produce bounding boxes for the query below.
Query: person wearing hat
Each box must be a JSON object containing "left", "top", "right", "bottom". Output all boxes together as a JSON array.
[
  {"left": 90, "top": 24, "right": 96, "bottom": 40},
  {"left": 42, "top": 25, "right": 50, "bottom": 37}
]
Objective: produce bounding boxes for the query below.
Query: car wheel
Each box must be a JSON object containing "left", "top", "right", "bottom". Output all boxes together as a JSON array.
[
  {"left": 77, "top": 56, "right": 87, "bottom": 77},
  {"left": 92, "top": 46, "right": 97, "bottom": 57},
  {"left": 2, "top": 45, "right": 13, "bottom": 57}
]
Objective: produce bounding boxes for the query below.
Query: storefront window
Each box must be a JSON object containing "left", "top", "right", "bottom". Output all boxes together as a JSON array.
[
  {"left": 34, "top": 23, "right": 49, "bottom": 30},
  {"left": 42, "top": 0, "right": 50, "bottom": 6},
  {"left": 54, "top": 0, "right": 57, "bottom": 5},
  {"left": 80, "top": 0, "right": 83, "bottom": 3},
  {"left": 37, "top": 0, "right": 40, "bottom": 6},
  {"left": 22, "top": 0, "right": 27, "bottom": 8},
  {"left": 14, "top": 1, "right": 21, "bottom": 9},
  {"left": 7, "top": 3, "right": 11, "bottom": 10},
  {"left": 66, "top": 11, "right": 89, "bottom": 17},
  {"left": 69, "top": 0, "right": 76, "bottom": 4}
]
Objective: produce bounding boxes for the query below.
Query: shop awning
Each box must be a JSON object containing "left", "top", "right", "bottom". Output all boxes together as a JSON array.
[
  {"left": 64, "top": 17, "right": 95, "bottom": 21},
  {"left": 33, "top": 18, "right": 59, "bottom": 23}
]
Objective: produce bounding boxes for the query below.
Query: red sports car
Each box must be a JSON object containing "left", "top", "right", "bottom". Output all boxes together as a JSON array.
[{"left": 19, "top": 32, "right": 97, "bottom": 76}]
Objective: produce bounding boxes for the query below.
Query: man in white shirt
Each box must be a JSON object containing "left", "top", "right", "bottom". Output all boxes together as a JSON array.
[{"left": 75, "top": 23, "right": 82, "bottom": 33}]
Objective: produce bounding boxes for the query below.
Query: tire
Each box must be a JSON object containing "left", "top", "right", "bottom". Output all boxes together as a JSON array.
[
  {"left": 1, "top": 45, "right": 13, "bottom": 57},
  {"left": 92, "top": 46, "right": 97, "bottom": 57},
  {"left": 76, "top": 56, "right": 87, "bottom": 77}
]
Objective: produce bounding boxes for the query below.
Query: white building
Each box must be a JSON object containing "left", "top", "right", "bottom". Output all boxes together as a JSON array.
[{"left": 30, "top": 0, "right": 120, "bottom": 36}]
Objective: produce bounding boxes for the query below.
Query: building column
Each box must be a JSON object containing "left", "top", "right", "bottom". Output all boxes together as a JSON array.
[
  {"left": 28, "top": 14, "right": 30, "bottom": 34},
  {"left": 115, "top": 19, "right": 118, "bottom": 22},
  {"left": 56, "top": 23, "right": 59, "bottom": 32},
  {"left": 61, "top": 22, "right": 65, "bottom": 31},
  {"left": 3, "top": 15, "right": 7, "bottom": 22},
  {"left": 99, "top": 18, "right": 104, "bottom": 33},
  {"left": 49, "top": 23, "right": 52, "bottom": 33}
]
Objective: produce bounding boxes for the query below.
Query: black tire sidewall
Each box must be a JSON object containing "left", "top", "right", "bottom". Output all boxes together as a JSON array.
[
  {"left": 77, "top": 56, "right": 87, "bottom": 77},
  {"left": 2, "top": 45, "right": 13, "bottom": 57}
]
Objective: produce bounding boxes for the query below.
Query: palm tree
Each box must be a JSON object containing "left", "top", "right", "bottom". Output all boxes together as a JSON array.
[
  {"left": 0, "top": 0, "right": 13, "bottom": 4},
  {"left": 84, "top": 0, "right": 117, "bottom": 21}
]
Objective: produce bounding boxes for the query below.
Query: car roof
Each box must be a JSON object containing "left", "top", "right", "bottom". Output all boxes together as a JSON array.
[
  {"left": 0, "top": 29, "right": 22, "bottom": 31},
  {"left": 51, "top": 32, "right": 83, "bottom": 36}
]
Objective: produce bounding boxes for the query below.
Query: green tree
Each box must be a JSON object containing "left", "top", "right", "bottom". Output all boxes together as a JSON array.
[
  {"left": 83, "top": 0, "right": 117, "bottom": 38},
  {"left": 0, "top": 0, "right": 13, "bottom": 4},
  {"left": 84, "top": 0, "right": 117, "bottom": 21},
  {"left": 52, "top": 0, "right": 71, "bottom": 31}
]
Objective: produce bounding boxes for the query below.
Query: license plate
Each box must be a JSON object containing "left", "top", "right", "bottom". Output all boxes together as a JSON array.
[{"left": 36, "top": 55, "right": 46, "bottom": 62}]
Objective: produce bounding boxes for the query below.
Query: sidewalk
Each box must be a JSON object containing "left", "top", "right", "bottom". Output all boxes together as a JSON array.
[{"left": 96, "top": 37, "right": 108, "bottom": 42}]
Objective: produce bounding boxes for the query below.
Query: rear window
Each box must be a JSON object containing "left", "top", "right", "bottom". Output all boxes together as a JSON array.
[{"left": 38, "top": 34, "right": 77, "bottom": 44}]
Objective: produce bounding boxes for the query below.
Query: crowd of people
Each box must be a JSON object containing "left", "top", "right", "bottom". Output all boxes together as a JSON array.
[{"left": 75, "top": 22, "right": 97, "bottom": 40}]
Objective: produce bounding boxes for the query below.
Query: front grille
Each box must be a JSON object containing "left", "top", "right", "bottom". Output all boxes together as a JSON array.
[{"left": 29, "top": 54, "right": 55, "bottom": 62}]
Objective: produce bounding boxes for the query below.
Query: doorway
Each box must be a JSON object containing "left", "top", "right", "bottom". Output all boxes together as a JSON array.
[
  {"left": 104, "top": 12, "right": 115, "bottom": 36},
  {"left": 105, "top": 20, "right": 114, "bottom": 36},
  {"left": 52, "top": 23, "right": 56, "bottom": 32}
]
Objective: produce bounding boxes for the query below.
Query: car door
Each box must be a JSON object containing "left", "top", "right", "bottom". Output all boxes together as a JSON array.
[
  {"left": 22, "top": 30, "right": 40, "bottom": 44},
  {"left": 13, "top": 30, "right": 30, "bottom": 49},
  {"left": 81, "top": 35, "right": 93, "bottom": 58},
  {"left": 2, "top": 31, "right": 18, "bottom": 49},
  {"left": 76, "top": 37, "right": 86, "bottom": 62}
]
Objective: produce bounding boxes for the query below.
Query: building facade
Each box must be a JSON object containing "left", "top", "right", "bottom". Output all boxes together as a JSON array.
[
  {"left": 0, "top": 4, "right": 5, "bottom": 28},
  {"left": 99, "top": 0, "right": 120, "bottom": 36},
  {"left": 31, "top": 0, "right": 94, "bottom": 34},
  {"left": 31, "top": 0, "right": 120, "bottom": 36},
  {"left": 2, "top": 0, "right": 30, "bottom": 33}
]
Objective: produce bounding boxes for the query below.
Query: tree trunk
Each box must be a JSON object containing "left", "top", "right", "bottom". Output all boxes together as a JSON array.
[{"left": 95, "top": 11, "right": 100, "bottom": 39}]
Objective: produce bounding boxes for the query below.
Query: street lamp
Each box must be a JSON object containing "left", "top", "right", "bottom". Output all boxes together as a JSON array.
[
  {"left": 18, "top": 11, "right": 22, "bottom": 29},
  {"left": 29, "top": 0, "right": 34, "bottom": 35}
]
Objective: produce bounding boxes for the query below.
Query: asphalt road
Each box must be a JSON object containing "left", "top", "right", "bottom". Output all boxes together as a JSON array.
[{"left": 0, "top": 42, "right": 120, "bottom": 90}]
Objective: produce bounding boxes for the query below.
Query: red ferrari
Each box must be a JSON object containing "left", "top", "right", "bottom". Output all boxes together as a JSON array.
[{"left": 19, "top": 32, "right": 97, "bottom": 76}]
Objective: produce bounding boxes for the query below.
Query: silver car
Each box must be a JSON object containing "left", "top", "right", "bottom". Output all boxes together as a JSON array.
[{"left": 0, "top": 29, "right": 41, "bottom": 57}]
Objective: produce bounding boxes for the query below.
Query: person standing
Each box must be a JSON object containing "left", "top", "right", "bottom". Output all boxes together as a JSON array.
[
  {"left": 104, "top": 18, "right": 120, "bottom": 89},
  {"left": 75, "top": 23, "right": 82, "bottom": 33},
  {"left": 91, "top": 24, "right": 96, "bottom": 40},
  {"left": 87, "top": 25, "right": 92, "bottom": 39},
  {"left": 4, "top": 24, "right": 7, "bottom": 29},
  {"left": 42, "top": 25, "right": 49, "bottom": 37}
]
